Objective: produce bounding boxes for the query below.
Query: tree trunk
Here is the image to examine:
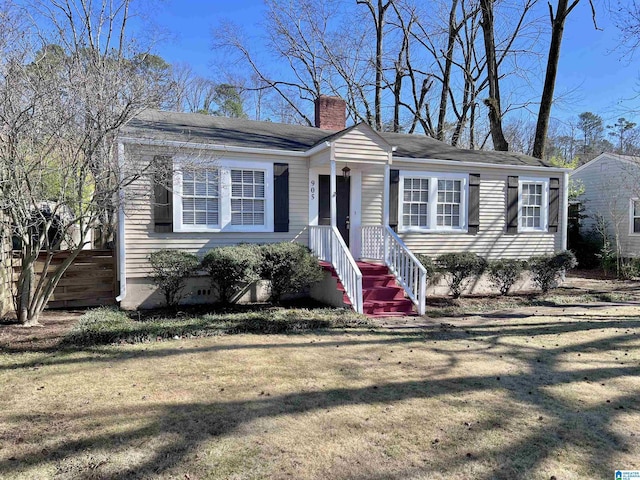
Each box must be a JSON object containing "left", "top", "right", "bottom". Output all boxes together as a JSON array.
[
  {"left": 357, "top": 0, "right": 390, "bottom": 131},
  {"left": 437, "top": 0, "right": 460, "bottom": 141},
  {"left": 533, "top": 0, "right": 576, "bottom": 159},
  {"left": 479, "top": 0, "right": 509, "bottom": 151},
  {"left": 17, "top": 263, "right": 40, "bottom": 326}
]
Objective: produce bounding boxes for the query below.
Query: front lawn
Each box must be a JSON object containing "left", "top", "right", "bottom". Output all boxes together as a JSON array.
[
  {"left": 63, "top": 306, "right": 370, "bottom": 346},
  {"left": 0, "top": 303, "right": 639, "bottom": 479}
]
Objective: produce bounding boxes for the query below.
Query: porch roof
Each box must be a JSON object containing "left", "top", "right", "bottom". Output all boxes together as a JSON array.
[{"left": 125, "top": 109, "right": 553, "bottom": 168}]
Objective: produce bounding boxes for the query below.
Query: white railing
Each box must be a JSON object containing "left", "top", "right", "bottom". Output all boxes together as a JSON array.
[
  {"left": 309, "top": 225, "right": 363, "bottom": 314},
  {"left": 360, "top": 225, "right": 385, "bottom": 259},
  {"left": 360, "top": 225, "right": 427, "bottom": 315},
  {"left": 309, "top": 225, "right": 333, "bottom": 262}
]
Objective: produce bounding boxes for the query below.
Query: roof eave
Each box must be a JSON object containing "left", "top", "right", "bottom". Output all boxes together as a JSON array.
[
  {"left": 393, "top": 155, "right": 571, "bottom": 173},
  {"left": 117, "top": 135, "right": 308, "bottom": 157}
]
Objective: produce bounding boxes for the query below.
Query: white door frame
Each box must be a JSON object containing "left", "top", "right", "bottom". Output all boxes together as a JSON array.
[{"left": 308, "top": 165, "right": 362, "bottom": 258}]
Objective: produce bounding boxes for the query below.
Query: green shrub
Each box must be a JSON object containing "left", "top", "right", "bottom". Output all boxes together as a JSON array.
[
  {"left": 259, "top": 242, "right": 324, "bottom": 304},
  {"left": 415, "top": 253, "right": 436, "bottom": 277},
  {"left": 487, "top": 259, "right": 525, "bottom": 296},
  {"left": 148, "top": 249, "right": 200, "bottom": 307},
  {"left": 620, "top": 258, "right": 640, "bottom": 279},
  {"left": 63, "top": 307, "right": 370, "bottom": 346},
  {"left": 435, "top": 252, "right": 487, "bottom": 298},
  {"left": 529, "top": 250, "right": 578, "bottom": 293},
  {"left": 596, "top": 239, "right": 617, "bottom": 276},
  {"left": 202, "top": 245, "right": 262, "bottom": 304}
]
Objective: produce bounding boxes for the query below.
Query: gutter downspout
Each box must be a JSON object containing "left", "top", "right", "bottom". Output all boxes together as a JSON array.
[{"left": 115, "top": 141, "right": 127, "bottom": 303}]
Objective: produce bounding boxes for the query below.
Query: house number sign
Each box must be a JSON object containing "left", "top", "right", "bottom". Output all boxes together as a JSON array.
[{"left": 310, "top": 179, "right": 316, "bottom": 199}]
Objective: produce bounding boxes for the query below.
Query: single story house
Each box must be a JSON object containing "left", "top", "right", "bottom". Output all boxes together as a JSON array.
[
  {"left": 115, "top": 96, "right": 569, "bottom": 315},
  {"left": 570, "top": 152, "right": 640, "bottom": 257}
]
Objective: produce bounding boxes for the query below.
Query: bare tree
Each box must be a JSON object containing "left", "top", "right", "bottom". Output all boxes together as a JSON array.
[
  {"left": 612, "top": 0, "right": 640, "bottom": 54},
  {"left": 356, "top": 0, "right": 392, "bottom": 131},
  {"left": 0, "top": 0, "right": 168, "bottom": 325},
  {"left": 479, "top": 0, "right": 509, "bottom": 151},
  {"left": 532, "top": 0, "right": 598, "bottom": 159}
]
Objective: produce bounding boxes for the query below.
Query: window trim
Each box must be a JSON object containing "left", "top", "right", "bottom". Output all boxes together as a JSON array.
[
  {"left": 630, "top": 197, "right": 640, "bottom": 235},
  {"left": 397, "top": 171, "right": 468, "bottom": 233},
  {"left": 517, "top": 176, "right": 549, "bottom": 233},
  {"left": 172, "top": 158, "right": 274, "bottom": 233}
]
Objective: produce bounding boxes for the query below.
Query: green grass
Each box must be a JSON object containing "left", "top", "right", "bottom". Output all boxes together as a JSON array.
[{"left": 63, "top": 307, "right": 371, "bottom": 346}]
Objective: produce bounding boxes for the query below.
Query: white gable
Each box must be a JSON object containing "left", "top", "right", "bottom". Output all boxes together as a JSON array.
[{"left": 332, "top": 123, "right": 391, "bottom": 165}]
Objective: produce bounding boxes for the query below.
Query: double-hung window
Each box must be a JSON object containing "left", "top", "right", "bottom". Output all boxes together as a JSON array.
[
  {"left": 231, "top": 169, "right": 265, "bottom": 226},
  {"left": 437, "top": 179, "right": 462, "bottom": 228},
  {"left": 518, "top": 177, "right": 549, "bottom": 232},
  {"left": 398, "top": 171, "right": 468, "bottom": 232},
  {"left": 181, "top": 169, "right": 219, "bottom": 227},
  {"left": 631, "top": 198, "right": 640, "bottom": 234},
  {"left": 402, "top": 177, "right": 429, "bottom": 228},
  {"left": 173, "top": 159, "right": 273, "bottom": 232}
]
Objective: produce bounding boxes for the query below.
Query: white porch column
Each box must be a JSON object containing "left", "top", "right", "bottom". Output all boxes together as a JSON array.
[
  {"left": 383, "top": 163, "right": 390, "bottom": 226},
  {"left": 330, "top": 158, "right": 337, "bottom": 228},
  {"left": 382, "top": 163, "right": 390, "bottom": 263}
]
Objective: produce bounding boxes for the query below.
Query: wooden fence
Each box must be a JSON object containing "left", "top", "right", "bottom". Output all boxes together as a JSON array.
[{"left": 12, "top": 250, "right": 116, "bottom": 309}]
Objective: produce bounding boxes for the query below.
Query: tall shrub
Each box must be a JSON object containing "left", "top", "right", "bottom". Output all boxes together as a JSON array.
[
  {"left": 529, "top": 250, "right": 577, "bottom": 293},
  {"left": 415, "top": 253, "right": 436, "bottom": 277},
  {"left": 260, "top": 243, "right": 323, "bottom": 304},
  {"left": 487, "top": 259, "right": 524, "bottom": 296},
  {"left": 148, "top": 249, "right": 200, "bottom": 307},
  {"left": 436, "top": 252, "right": 487, "bottom": 298},
  {"left": 202, "top": 245, "right": 262, "bottom": 304}
]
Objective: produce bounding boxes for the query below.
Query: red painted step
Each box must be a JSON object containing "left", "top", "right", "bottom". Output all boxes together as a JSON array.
[
  {"left": 363, "top": 299, "right": 415, "bottom": 316},
  {"left": 318, "top": 260, "right": 416, "bottom": 317}
]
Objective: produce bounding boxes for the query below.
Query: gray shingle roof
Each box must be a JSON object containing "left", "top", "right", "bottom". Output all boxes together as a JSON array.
[{"left": 124, "top": 109, "right": 552, "bottom": 168}]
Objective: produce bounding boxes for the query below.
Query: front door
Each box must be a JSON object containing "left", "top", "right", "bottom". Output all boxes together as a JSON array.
[{"left": 318, "top": 175, "right": 350, "bottom": 246}]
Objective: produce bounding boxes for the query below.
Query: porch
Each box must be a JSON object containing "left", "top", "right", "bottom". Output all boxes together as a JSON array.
[{"left": 306, "top": 134, "right": 427, "bottom": 316}]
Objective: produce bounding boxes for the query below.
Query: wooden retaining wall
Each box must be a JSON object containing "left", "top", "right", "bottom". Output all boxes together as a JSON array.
[{"left": 12, "top": 250, "right": 116, "bottom": 309}]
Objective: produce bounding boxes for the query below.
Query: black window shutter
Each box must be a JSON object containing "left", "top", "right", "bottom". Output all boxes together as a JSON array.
[
  {"left": 506, "top": 175, "right": 519, "bottom": 235},
  {"left": 548, "top": 177, "right": 560, "bottom": 233},
  {"left": 468, "top": 174, "right": 481, "bottom": 235},
  {"left": 389, "top": 169, "right": 399, "bottom": 231},
  {"left": 153, "top": 156, "right": 173, "bottom": 233},
  {"left": 274, "top": 163, "right": 289, "bottom": 232}
]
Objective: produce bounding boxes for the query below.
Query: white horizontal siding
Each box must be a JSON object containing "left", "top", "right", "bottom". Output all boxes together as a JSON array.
[
  {"left": 123, "top": 144, "right": 310, "bottom": 278},
  {"left": 362, "top": 161, "right": 562, "bottom": 260},
  {"left": 572, "top": 156, "right": 640, "bottom": 257},
  {"left": 333, "top": 126, "right": 390, "bottom": 164}
]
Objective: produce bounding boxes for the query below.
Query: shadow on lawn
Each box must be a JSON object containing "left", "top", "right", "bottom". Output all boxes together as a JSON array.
[
  {"left": 0, "top": 311, "right": 639, "bottom": 479},
  {"left": 1, "top": 312, "right": 639, "bottom": 373}
]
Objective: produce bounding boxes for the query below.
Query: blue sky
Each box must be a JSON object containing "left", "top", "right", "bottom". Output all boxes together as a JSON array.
[{"left": 150, "top": 0, "right": 640, "bottom": 125}]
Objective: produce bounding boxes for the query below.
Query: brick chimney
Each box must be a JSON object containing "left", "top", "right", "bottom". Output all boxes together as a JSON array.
[{"left": 314, "top": 95, "right": 346, "bottom": 130}]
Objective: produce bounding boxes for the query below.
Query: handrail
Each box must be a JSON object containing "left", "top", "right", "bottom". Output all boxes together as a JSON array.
[
  {"left": 309, "top": 225, "right": 363, "bottom": 314},
  {"left": 360, "top": 225, "right": 427, "bottom": 315},
  {"left": 383, "top": 225, "right": 427, "bottom": 315}
]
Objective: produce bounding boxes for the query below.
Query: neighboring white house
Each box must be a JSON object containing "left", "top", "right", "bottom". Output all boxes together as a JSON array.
[
  {"left": 115, "top": 96, "right": 570, "bottom": 313},
  {"left": 571, "top": 152, "right": 640, "bottom": 258}
]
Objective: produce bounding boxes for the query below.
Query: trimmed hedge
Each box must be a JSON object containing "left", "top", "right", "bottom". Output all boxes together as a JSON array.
[
  {"left": 148, "top": 249, "right": 200, "bottom": 307},
  {"left": 259, "top": 243, "right": 324, "bottom": 304},
  {"left": 202, "top": 245, "right": 262, "bottom": 304},
  {"left": 436, "top": 252, "right": 487, "bottom": 299},
  {"left": 487, "top": 259, "right": 525, "bottom": 296},
  {"left": 529, "top": 251, "right": 577, "bottom": 293},
  {"left": 415, "top": 253, "right": 437, "bottom": 277}
]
